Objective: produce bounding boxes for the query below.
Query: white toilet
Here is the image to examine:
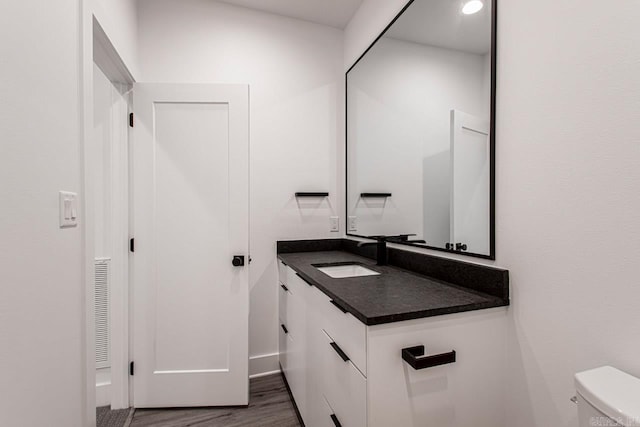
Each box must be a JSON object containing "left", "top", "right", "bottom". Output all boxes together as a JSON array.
[{"left": 575, "top": 366, "right": 640, "bottom": 427}]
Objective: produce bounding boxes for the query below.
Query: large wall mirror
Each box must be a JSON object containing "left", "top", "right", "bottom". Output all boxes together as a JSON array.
[{"left": 346, "top": 0, "right": 496, "bottom": 259}]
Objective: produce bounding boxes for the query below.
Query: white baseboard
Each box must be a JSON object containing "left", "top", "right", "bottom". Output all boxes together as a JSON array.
[
  {"left": 96, "top": 382, "right": 111, "bottom": 407},
  {"left": 96, "top": 368, "right": 111, "bottom": 407},
  {"left": 249, "top": 352, "right": 280, "bottom": 379}
]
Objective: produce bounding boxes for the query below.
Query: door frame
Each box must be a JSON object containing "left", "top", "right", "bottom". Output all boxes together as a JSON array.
[{"left": 82, "top": 10, "right": 136, "bottom": 423}]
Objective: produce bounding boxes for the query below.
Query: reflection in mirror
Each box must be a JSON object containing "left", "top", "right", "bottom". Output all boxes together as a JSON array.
[{"left": 346, "top": 0, "right": 495, "bottom": 258}]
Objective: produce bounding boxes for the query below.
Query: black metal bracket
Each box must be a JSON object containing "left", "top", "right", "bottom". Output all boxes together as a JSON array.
[
  {"left": 330, "top": 342, "right": 350, "bottom": 362},
  {"left": 129, "top": 112, "right": 134, "bottom": 128},
  {"left": 281, "top": 324, "right": 288, "bottom": 334},
  {"left": 360, "top": 193, "right": 392, "bottom": 198},
  {"left": 295, "top": 192, "right": 329, "bottom": 197},
  {"left": 129, "top": 238, "right": 135, "bottom": 253},
  {"left": 330, "top": 414, "right": 342, "bottom": 427},
  {"left": 402, "top": 345, "right": 456, "bottom": 370},
  {"left": 280, "top": 284, "right": 289, "bottom": 292},
  {"left": 129, "top": 361, "right": 134, "bottom": 376}
]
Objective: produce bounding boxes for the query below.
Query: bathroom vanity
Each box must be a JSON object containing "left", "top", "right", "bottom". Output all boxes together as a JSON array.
[
  {"left": 277, "top": 239, "right": 509, "bottom": 427},
  {"left": 281, "top": 0, "right": 504, "bottom": 424}
]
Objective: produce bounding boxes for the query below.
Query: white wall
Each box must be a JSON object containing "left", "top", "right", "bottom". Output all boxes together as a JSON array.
[
  {"left": 345, "top": 1, "right": 640, "bottom": 426},
  {"left": 0, "top": 0, "right": 86, "bottom": 426},
  {"left": 137, "top": 0, "right": 344, "bottom": 371},
  {"left": 347, "top": 37, "right": 488, "bottom": 245},
  {"left": 93, "top": 0, "right": 139, "bottom": 79}
]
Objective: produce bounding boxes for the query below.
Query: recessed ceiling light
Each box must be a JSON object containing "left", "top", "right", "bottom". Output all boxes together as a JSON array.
[{"left": 462, "top": 0, "right": 484, "bottom": 15}]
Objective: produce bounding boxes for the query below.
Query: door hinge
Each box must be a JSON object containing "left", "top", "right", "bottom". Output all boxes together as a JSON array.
[
  {"left": 129, "top": 361, "right": 135, "bottom": 376},
  {"left": 129, "top": 112, "right": 134, "bottom": 128},
  {"left": 129, "top": 238, "right": 135, "bottom": 253}
]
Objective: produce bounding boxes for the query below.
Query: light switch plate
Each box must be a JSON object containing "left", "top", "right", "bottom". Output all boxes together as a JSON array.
[
  {"left": 59, "top": 191, "right": 78, "bottom": 228},
  {"left": 348, "top": 216, "right": 357, "bottom": 232},
  {"left": 330, "top": 216, "right": 339, "bottom": 232}
]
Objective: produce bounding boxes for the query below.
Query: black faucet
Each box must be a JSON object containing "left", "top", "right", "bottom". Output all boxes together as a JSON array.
[{"left": 357, "top": 234, "right": 416, "bottom": 266}]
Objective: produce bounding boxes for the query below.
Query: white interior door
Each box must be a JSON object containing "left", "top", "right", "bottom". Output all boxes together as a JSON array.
[
  {"left": 132, "top": 83, "right": 249, "bottom": 408},
  {"left": 450, "top": 109, "right": 490, "bottom": 255}
]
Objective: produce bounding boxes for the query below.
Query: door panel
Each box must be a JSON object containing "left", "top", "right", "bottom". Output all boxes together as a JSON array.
[
  {"left": 132, "top": 83, "right": 249, "bottom": 408},
  {"left": 154, "top": 103, "right": 231, "bottom": 373}
]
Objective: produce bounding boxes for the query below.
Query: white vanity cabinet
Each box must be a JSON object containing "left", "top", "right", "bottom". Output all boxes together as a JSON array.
[
  {"left": 279, "top": 261, "right": 310, "bottom": 421},
  {"left": 366, "top": 309, "right": 506, "bottom": 427},
  {"left": 278, "top": 261, "right": 507, "bottom": 427}
]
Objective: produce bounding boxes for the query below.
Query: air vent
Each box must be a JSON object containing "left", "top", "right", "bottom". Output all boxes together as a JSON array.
[{"left": 95, "top": 258, "right": 111, "bottom": 369}]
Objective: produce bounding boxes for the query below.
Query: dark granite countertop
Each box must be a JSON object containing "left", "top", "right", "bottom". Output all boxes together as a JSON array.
[{"left": 278, "top": 249, "right": 508, "bottom": 326}]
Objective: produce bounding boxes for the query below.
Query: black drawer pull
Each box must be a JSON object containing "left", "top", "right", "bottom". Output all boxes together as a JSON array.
[
  {"left": 330, "top": 414, "right": 342, "bottom": 427},
  {"left": 280, "top": 284, "right": 289, "bottom": 292},
  {"left": 281, "top": 324, "right": 288, "bottom": 334},
  {"left": 330, "top": 300, "right": 348, "bottom": 313},
  {"left": 402, "top": 345, "right": 455, "bottom": 370},
  {"left": 295, "top": 273, "right": 313, "bottom": 287},
  {"left": 330, "top": 342, "right": 350, "bottom": 362}
]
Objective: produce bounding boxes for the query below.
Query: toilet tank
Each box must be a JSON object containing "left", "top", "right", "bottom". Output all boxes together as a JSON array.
[{"left": 575, "top": 366, "right": 640, "bottom": 427}]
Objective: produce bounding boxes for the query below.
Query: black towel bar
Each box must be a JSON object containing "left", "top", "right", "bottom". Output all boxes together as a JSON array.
[
  {"left": 295, "top": 192, "right": 329, "bottom": 197},
  {"left": 360, "top": 193, "right": 392, "bottom": 198}
]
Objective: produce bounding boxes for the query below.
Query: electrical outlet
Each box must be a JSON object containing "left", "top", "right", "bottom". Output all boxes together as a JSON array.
[
  {"left": 330, "top": 216, "right": 339, "bottom": 232},
  {"left": 348, "top": 216, "right": 357, "bottom": 232}
]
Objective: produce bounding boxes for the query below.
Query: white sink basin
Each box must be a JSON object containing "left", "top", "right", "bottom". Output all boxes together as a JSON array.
[{"left": 315, "top": 264, "right": 380, "bottom": 279}]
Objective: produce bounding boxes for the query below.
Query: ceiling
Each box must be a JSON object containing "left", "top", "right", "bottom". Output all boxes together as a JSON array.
[
  {"left": 385, "top": 0, "right": 492, "bottom": 54},
  {"left": 216, "top": 0, "right": 365, "bottom": 29}
]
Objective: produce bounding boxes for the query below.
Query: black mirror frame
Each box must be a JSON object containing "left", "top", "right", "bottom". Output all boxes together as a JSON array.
[{"left": 345, "top": 0, "right": 497, "bottom": 261}]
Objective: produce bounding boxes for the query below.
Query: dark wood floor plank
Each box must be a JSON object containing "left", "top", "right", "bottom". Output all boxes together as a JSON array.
[{"left": 130, "top": 373, "right": 300, "bottom": 427}]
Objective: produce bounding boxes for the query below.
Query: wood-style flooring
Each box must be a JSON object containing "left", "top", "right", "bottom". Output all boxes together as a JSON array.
[{"left": 130, "top": 373, "right": 301, "bottom": 427}]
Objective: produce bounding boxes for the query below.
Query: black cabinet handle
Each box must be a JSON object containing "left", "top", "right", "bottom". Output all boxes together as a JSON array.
[
  {"left": 280, "top": 284, "right": 289, "bottom": 292},
  {"left": 330, "top": 342, "right": 350, "bottom": 362},
  {"left": 295, "top": 273, "right": 313, "bottom": 287},
  {"left": 330, "top": 300, "right": 348, "bottom": 313},
  {"left": 232, "top": 255, "right": 245, "bottom": 267},
  {"left": 402, "top": 345, "right": 455, "bottom": 370},
  {"left": 330, "top": 414, "right": 342, "bottom": 427},
  {"left": 281, "top": 324, "right": 288, "bottom": 334}
]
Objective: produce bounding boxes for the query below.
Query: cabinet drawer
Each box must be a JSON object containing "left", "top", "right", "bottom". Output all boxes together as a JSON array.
[
  {"left": 317, "top": 395, "right": 338, "bottom": 427},
  {"left": 310, "top": 286, "right": 367, "bottom": 376},
  {"left": 278, "top": 319, "right": 292, "bottom": 374},
  {"left": 321, "top": 329, "right": 367, "bottom": 427},
  {"left": 366, "top": 309, "right": 507, "bottom": 427},
  {"left": 278, "top": 259, "right": 288, "bottom": 285},
  {"left": 278, "top": 282, "right": 293, "bottom": 324},
  {"left": 286, "top": 267, "right": 312, "bottom": 297},
  {"left": 288, "top": 322, "right": 307, "bottom": 421}
]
